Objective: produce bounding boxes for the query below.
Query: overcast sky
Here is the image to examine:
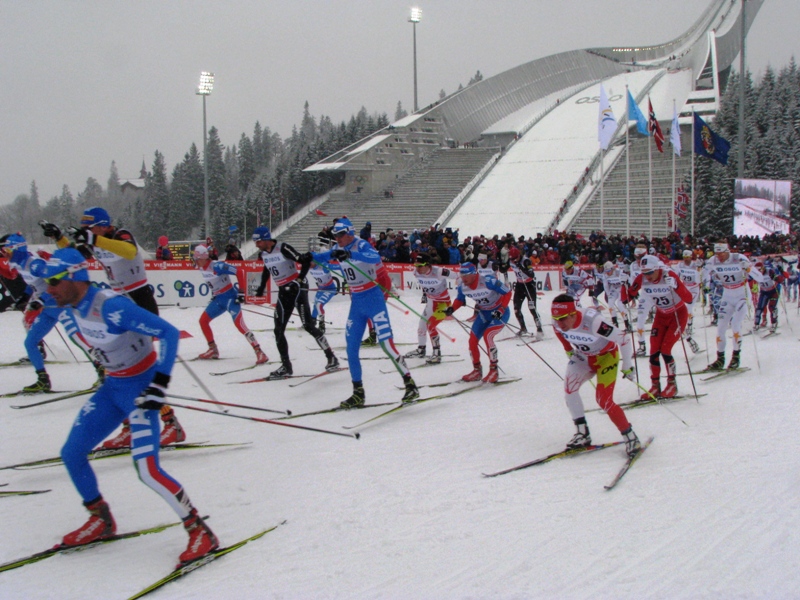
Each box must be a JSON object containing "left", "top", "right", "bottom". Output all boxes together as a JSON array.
[{"left": 1, "top": 0, "right": 797, "bottom": 207}]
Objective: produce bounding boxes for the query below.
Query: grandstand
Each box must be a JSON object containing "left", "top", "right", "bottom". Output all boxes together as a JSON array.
[{"left": 280, "top": 0, "right": 763, "bottom": 245}]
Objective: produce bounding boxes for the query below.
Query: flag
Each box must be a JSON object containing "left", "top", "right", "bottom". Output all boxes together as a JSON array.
[
  {"left": 598, "top": 85, "right": 617, "bottom": 150},
  {"left": 315, "top": 208, "right": 328, "bottom": 217},
  {"left": 648, "top": 98, "right": 664, "bottom": 153},
  {"left": 693, "top": 113, "right": 730, "bottom": 165},
  {"left": 675, "top": 184, "right": 690, "bottom": 219},
  {"left": 627, "top": 90, "right": 649, "bottom": 136},
  {"left": 670, "top": 105, "right": 682, "bottom": 156}
]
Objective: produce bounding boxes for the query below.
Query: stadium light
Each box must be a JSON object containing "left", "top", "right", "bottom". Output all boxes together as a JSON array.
[
  {"left": 408, "top": 8, "right": 422, "bottom": 111},
  {"left": 196, "top": 71, "right": 214, "bottom": 238}
]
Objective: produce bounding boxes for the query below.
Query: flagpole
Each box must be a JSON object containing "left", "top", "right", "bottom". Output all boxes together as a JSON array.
[
  {"left": 648, "top": 128, "right": 653, "bottom": 239},
  {"left": 671, "top": 100, "right": 676, "bottom": 233},
  {"left": 691, "top": 110, "right": 696, "bottom": 238},
  {"left": 625, "top": 85, "right": 630, "bottom": 237}
]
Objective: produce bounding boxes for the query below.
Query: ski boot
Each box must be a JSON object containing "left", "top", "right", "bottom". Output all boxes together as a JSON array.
[
  {"left": 661, "top": 378, "right": 678, "bottom": 399},
  {"left": 178, "top": 509, "right": 219, "bottom": 567},
  {"left": 22, "top": 370, "right": 51, "bottom": 394},
  {"left": 101, "top": 422, "right": 131, "bottom": 449},
  {"left": 61, "top": 497, "right": 116, "bottom": 547},
  {"left": 636, "top": 341, "right": 647, "bottom": 357},
  {"left": 622, "top": 427, "right": 641, "bottom": 457},
  {"left": 317, "top": 316, "right": 326, "bottom": 334},
  {"left": 254, "top": 346, "right": 269, "bottom": 365},
  {"left": 361, "top": 330, "right": 378, "bottom": 347},
  {"left": 706, "top": 352, "right": 725, "bottom": 372},
  {"left": 269, "top": 362, "right": 293, "bottom": 379},
  {"left": 401, "top": 376, "right": 419, "bottom": 404},
  {"left": 325, "top": 353, "right": 340, "bottom": 372},
  {"left": 160, "top": 411, "right": 186, "bottom": 446},
  {"left": 404, "top": 346, "right": 426, "bottom": 359},
  {"left": 727, "top": 350, "right": 740, "bottom": 370},
  {"left": 461, "top": 363, "right": 483, "bottom": 382},
  {"left": 566, "top": 420, "right": 592, "bottom": 449},
  {"left": 535, "top": 329, "right": 545, "bottom": 341},
  {"left": 770, "top": 322, "right": 778, "bottom": 333},
  {"left": 687, "top": 337, "right": 700, "bottom": 353},
  {"left": 425, "top": 348, "right": 442, "bottom": 364},
  {"left": 197, "top": 342, "right": 219, "bottom": 360},
  {"left": 640, "top": 380, "right": 661, "bottom": 400},
  {"left": 340, "top": 383, "right": 365, "bottom": 409},
  {"left": 482, "top": 362, "right": 499, "bottom": 383}
]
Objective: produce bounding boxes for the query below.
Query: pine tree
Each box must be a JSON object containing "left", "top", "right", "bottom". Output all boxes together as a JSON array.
[{"left": 141, "top": 151, "right": 170, "bottom": 248}]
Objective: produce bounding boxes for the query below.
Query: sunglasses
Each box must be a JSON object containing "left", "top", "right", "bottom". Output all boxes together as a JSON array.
[
  {"left": 333, "top": 231, "right": 348, "bottom": 237},
  {"left": 551, "top": 312, "right": 576, "bottom": 321},
  {"left": 45, "top": 270, "right": 70, "bottom": 286}
]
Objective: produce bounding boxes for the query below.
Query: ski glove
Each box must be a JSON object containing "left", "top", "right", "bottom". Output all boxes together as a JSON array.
[
  {"left": 443, "top": 306, "right": 455, "bottom": 317},
  {"left": 421, "top": 293, "right": 428, "bottom": 304},
  {"left": 40, "top": 221, "right": 62, "bottom": 240},
  {"left": 665, "top": 276, "right": 678, "bottom": 289},
  {"left": 621, "top": 368, "right": 635, "bottom": 382},
  {"left": 135, "top": 373, "right": 170, "bottom": 410},
  {"left": 491, "top": 309, "right": 504, "bottom": 320},
  {"left": 331, "top": 249, "right": 351, "bottom": 261},
  {"left": 297, "top": 252, "right": 313, "bottom": 265},
  {"left": 235, "top": 293, "right": 246, "bottom": 304},
  {"left": 68, "top": 226, "right": 95, "bottom": 246}
]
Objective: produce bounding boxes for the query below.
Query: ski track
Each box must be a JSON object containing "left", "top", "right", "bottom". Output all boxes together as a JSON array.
[{"left": 0, "top": 291, "right": 799, "bottom": 599}]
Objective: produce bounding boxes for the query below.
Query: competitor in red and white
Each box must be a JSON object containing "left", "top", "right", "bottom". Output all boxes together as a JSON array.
[
  {"left": 405, "top": 259, "right": 454, "bottom": 364},
  {"left": 625, "top": 256, "right": 693, "bottom": 399},
  {"left": 597, "top": 261, "right": 629, "bottom": 332},
  {"left": 551, "top": 294, "right": 641, "bottom": 458},
  {"left": 627, "top": 245, "right": 651, "bottom": 356},
  {"left": 675, "top": 249, "right": 703, "bottom": 353},
  {"left": 192, "top": 244, "right": 268, "bottom": 364},
  {"left": 702, "top": 241, "right": 752, "bottom": 370}
]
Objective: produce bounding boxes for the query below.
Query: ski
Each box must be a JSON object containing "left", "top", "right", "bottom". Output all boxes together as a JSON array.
[
  {"left": 482, "top": 441, "right": 625, "bottom": 478},
  {"left": 0, "top": 359, "right": 70, "bottom": 368},
  {"left": 288, "top": 367, "right": 348, "bottom": 388},
  {"left": 604, "top": 436, "right": 654, "bottom": 490},
  {"left": 397, "top": 377, "right": 522, "bottom": 390},
  {"left": 0, "top": 489, "right": 51, "bottom": 497},
  {"left": 0, "top": 388, "right": 82, "bottom": 399},
  {"left": 0, "top": 442, "right": 250, "bottom": 471},
  {"left": 10, "top": 388, "right": 94, "bottom": 409},
  {"left": 209, "top": 362, "right": 277, "bottom": 376},
  {"left": 187, "top": 356, "right": 234, "bottom": 363},
  {"left": 700, "top": 367, "right": 751, "bottom": 382},
  {"left": 379, "top": 358, "right": 464, "bottom": 374},
  {"left": 274, "top": 401, "right": 398, "bottom": 420},
  {"left": 342, "top": 383, "right": 486, "bottom": 429},
  {"left": 0, "top": 519, "right": 184, "bottom": 573},
  {"left": 126, "top": 521, "right": 287, "bottom": 600},
  {"left": 588, "top": 393, "right": 707, "bottom": 412},
  {"left": 235, "top": 373, "right": 320, "bottom": 383}
]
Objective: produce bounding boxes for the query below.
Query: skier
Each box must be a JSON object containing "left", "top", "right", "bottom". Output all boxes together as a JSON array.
[
  {"left": 597, "top": 261, "right": 629, "bottom": 332},
  {"left": 191, "top": 244, "right": 268, "bottom": 364},
  {"left": 627, "top": 245, "right": 651, "bottom": 357},
  {"left": 509, "top": 250, "right": 544, "bottom": 339},
  {"left": 675, "top": 249, "right": 703, "bottom": 353},
  {"left": 44, "top": 247, "right": 218, "bottom": 566},
  {"left": 0, "top": 233, "right": 98, "bottom": 392},
  {"left": 308, "top": 261, "right": 339, "bottom": 334},
  {"left": 749, "top": 260, "right": 783, "bottom": 332},
  {"left": 443, "top": 262, "right": 511, "bottom": 383},
  {"left": 551, "top": 293, "right": 641, "bottom": 457},
  {"left": 626, "top": 256, "right": 693, "bottom": 399},
  {"left": 703, "top": 242, "right": 752, "bottom": 370},
  {"left": 404, "top": 259, "right": 454, "bottom": 364},
  {"left": 309, "top": 217, "right": 419, "bottom": 407},
  {"left": 252, "top": 226, "right": 338, "bottom": 379},
  {"left": 561, "top": 261, "right": 592, "bottom": 306},
  {"left": 42, "top": 208, "right": 186, "bottom": 448}
]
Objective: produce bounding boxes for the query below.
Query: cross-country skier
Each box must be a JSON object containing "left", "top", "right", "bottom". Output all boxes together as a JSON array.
[
  {"left": 252, "top": 226, "right": 338, "bottom": 378},
  {"left": 309, "top": 217, "right": 419, "bottom": 407},
  {"left": 625, "top": 256, "right": 693, "bottom": 399},
  {"left": 308, "top": 261, "right": 339, "bottom": 333},
  {"left": 749, "top": 260, "right": 783, "bottom": 333},
  {"left": 191, "top": 244, "right": 268, "bottom": 364},
  {"left": 44, "top": 247, "right": 218, "bottom": 566},
  {"left": 509, "top": 251, "right": 544, "bottom": 339},
  {"left": 443, "top": 262, "right": 512, "bottom": 383},
  {"left": 675, "top": 249, "right": 703, "bottom": 353},
  {"left": 404, "top": 259, "right": 454, "bottom": 364},
  {"left": 550, "top": 293, "right": 641, "bottom": 457}
]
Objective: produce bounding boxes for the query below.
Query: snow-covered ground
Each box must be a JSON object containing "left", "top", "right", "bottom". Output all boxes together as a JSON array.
[{"left": 1, "top": 289, "right": 799, "bottom": 599}]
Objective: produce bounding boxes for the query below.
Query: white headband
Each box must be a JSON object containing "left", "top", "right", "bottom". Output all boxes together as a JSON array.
[{"left": 714, "top": 243, "right": 729, "bottom": 253}]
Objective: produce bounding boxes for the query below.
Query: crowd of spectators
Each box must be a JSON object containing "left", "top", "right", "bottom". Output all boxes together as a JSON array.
[{"left": 318, "top": 219, "right": 798, "bottom": 267}]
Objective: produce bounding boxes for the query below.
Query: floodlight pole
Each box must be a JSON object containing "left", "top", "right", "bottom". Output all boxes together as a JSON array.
[
  {"left": 197, "top": 71, "right": 215, "bottom": 238},
  {"left": 409, "top": 8, "right": 421, "bottom": 112}
]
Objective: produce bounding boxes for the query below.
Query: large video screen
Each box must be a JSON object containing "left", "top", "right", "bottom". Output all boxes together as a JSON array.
[{"left": 733, "top": 178, "right": 792, "bottom": 237}]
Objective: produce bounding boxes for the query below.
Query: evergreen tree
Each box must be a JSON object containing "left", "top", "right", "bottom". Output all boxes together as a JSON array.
[
  {"left": 394, "top": 101, "right": 408, "bottom": 122},
  {"left": 141, "top": 151, "right": 170, "bottom": 248}
]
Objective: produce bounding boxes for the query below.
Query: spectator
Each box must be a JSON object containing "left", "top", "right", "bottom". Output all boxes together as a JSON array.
[{"left": 224, "top": 244, "right": 243, "bottom": 261}]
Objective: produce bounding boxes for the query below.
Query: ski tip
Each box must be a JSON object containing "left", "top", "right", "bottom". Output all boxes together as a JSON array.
[
  {"left": 285, "top": 410, "right": 292, "bottom": 416},
  {"left": 354, "top": 432, "right": 361, "bottom": 440}
]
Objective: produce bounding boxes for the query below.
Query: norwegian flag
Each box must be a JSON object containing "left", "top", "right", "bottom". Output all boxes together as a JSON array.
[
  {"left": 675, "top": 184, "right": 690, "bottom": 219},
  {"left": 648, "top": 98, "right": 665, "bottom": 153},
  {"left": 315, "top": 208, "right": 328, "bottom": 217}
]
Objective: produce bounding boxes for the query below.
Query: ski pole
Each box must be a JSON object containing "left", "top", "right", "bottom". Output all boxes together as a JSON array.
[
  {"left": 446, "top": 312, "right": 506, "bottom": 374},
  {"left": 626, "top": 377, "right": 689, "bottom": 426},
  {"left": 166, "top": 393, "right": 291, "bottom": 416},
  {"left": 163, "top": 399, "right": 360, "bottom": 440},
  {"left": 502, "top": 320, "right": 563, "bottom": 380},
  {"left": 177, "top": 355, "right": 226, "bottom": 412}
]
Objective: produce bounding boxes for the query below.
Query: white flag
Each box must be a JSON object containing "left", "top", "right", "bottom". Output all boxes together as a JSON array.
[
  {"left": 598, "top": 85, "right": 616, "bottom": 150},
  {"left": 670, "top": 104, "right": 682, "bottom": 156}
]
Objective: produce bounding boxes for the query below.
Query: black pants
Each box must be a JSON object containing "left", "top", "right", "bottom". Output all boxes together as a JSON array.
[
  {"left": 274, "top": 280, "right": 330, "bottom": 364},
  {"left": 129, "top": 285, "right": 159, "bottom": 315},
  {"left": 513, "top": 281, "right": 542, "bottom": 331}
]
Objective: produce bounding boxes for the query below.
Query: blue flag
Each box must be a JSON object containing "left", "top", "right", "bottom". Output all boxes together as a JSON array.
[
  {"left": 693, "top": 113, "right": 730, "bottom": 165},
  {"left": 627, "top": 90, "right": 649, "bottom": 136}
]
